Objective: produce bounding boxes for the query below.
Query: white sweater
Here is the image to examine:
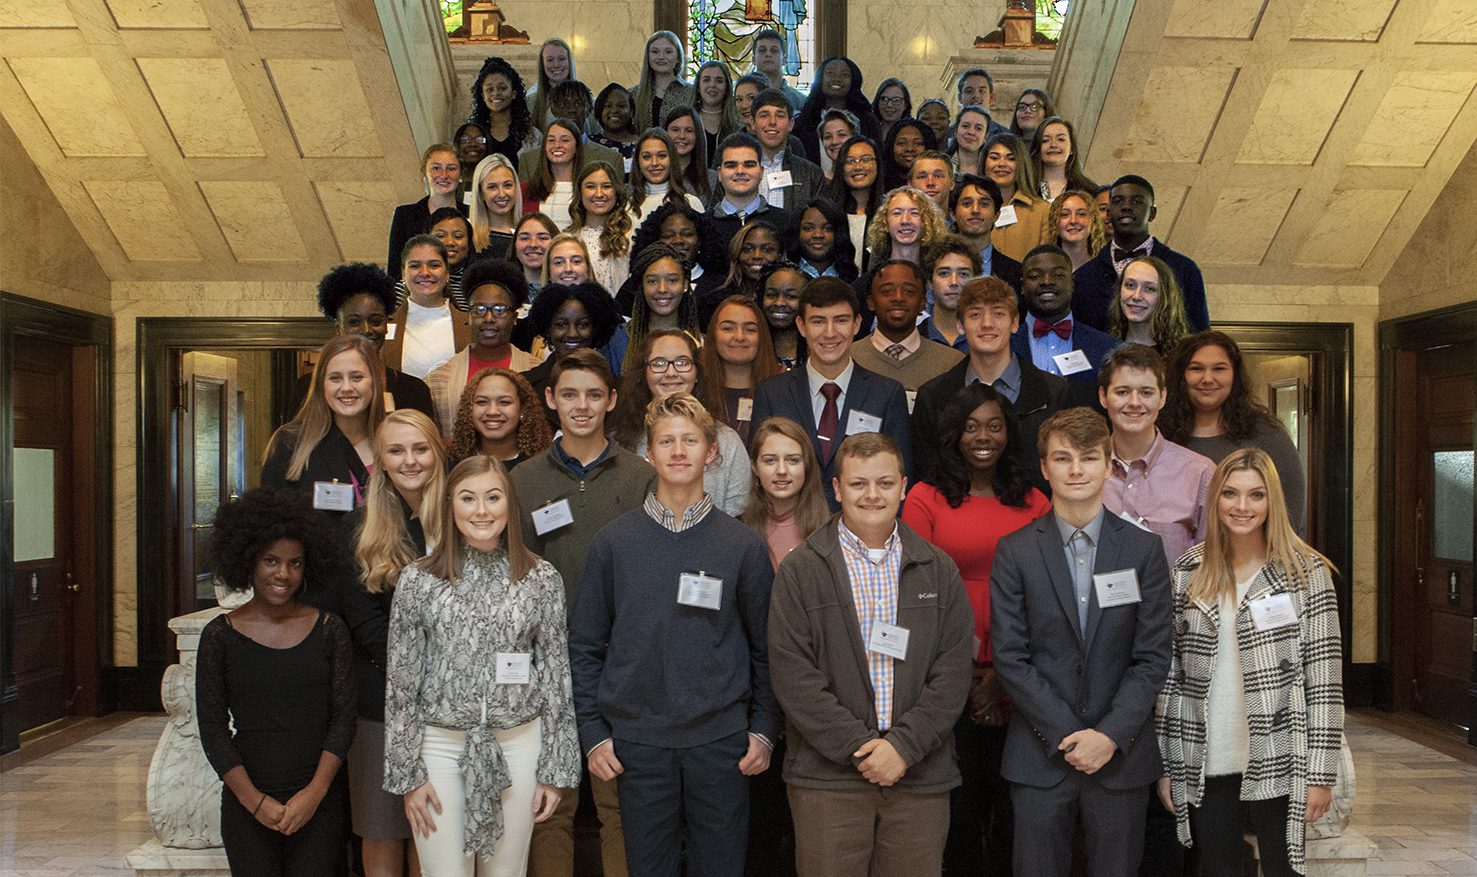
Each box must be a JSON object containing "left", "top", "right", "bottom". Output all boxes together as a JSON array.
[{"left": 1204, "top": 572, "right": 1257, "bottom": 776}]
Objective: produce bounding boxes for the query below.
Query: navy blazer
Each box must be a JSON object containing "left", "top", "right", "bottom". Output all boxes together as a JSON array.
[
  {"left": 750, "top": 363, "right": 913, "bottom": 510},
  {"left": 1071, "top": 241, "right": 1210, "bottom": 333},
  {"left": 1009, "top": 319, "right": 1122, "bottom": 387},
  {"left": 989, "top": 510, "right": 1172, "bottom": 791}
]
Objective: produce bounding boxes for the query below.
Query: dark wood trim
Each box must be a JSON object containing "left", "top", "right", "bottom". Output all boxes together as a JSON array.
[
  {"left": 1377, "top": 302, "right": 1477, "bottom": 723},
  {"left": 134, "top": 319, "right": 332, "bottom": 674},
  {"left": 0, "top": 293, "right": 112, "bottom": 754},
  {"left": 818, "top": 0, "right": 846, "bottom": 58},
  {"left": 653, "top": 0, "right": 684, "bottom": 35}
]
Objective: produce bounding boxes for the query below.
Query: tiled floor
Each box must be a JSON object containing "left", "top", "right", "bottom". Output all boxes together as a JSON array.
[{"left": 1, "top": 712, "right": 1476, "bottom": 875}]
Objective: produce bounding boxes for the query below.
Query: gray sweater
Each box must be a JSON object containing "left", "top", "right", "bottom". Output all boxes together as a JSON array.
[{"left": 1184, "top": 420, "right": 1305, "bottom": 535}]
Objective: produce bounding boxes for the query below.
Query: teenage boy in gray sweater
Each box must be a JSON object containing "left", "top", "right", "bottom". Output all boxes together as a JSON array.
[{"left": 571, "top": 392, "right": 779, "bottom": 876}]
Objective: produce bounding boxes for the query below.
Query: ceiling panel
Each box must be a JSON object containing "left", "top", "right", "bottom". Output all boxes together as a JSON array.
[
  {"left": 1418, "top": 0, "right": 1477, "bottom": 44},
  {"left": 1291, "top": 0, "right": 1395, "bottom": 42},
  {"left": 7, "top": 57, "right": 146, "bottom": 157},
  {"left": 1349, "top": 70, "right": 1477, "bottom": 167},
  {"left": 83, "top": 180, "right": 202, "bottom": 261},
  {"left": 1294, "top": 188, "right": 1406, "bottom": 268},
  {"left": 238, "top": 0, "right": 341, "bottom": 30},
  {"left": 199, "top": 181, "right": 307, "bottom": 262},
  {"left": 267, "top": 59, "right": 385, "bottom": 158},
  {"left": 1236, "top": 68, "right": 1359, "bottom": 165},
  {"left": 1119, "top": 66, "right": 1237, "bottom": 163},
  {"left": 315, "top": 181, "right": 396, "bottom": 263},
  {"left": 1163, "top": 0, "right": 1266, "bottom": 39},
  {"left": 1194, "top": 187, "right": 1298, "bottom": 265},
  {"left": 103, "top": 0, "right": 208, "bottom": 29},
  {"left": 137, "top": 58, "right": 263, "bottom": 157},
  {"left": 0, "top": 0, "right": 76, "bottom": 27}
]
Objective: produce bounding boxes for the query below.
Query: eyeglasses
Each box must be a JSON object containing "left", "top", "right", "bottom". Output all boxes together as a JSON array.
[
  {"left": 471, "top": 303, "right": 515, "bottom": 318},
  {"left": 647, "top": 356, "right": 694, "bottom": 373},
  {"left": 458, "top": 135, "right": 489, "bottom": 146},
  {"left": 843, "top": 155, "right": 877, "bottom": 166},
  {"left": 1016, "top": 101, "right": 1043, "bottom": 112},
  {"left": 878, "top": 96, "right": 906, "bottom": 105}
]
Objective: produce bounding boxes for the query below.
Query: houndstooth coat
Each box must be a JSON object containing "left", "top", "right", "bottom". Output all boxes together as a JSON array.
[{"left": 1155, "top": 543, "right": 1344, "bottom": 875}]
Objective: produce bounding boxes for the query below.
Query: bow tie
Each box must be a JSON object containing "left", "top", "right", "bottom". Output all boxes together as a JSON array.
[{"left": 1032, "top": 318, "right": 1072, "bottom": 340}]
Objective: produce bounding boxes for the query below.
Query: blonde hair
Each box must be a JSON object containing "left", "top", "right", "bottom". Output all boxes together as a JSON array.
[
  {"left": 632, "top": 31, "right": 688, "bottom": 129},
  {"left": 865, "top": 186, "right": 948, "bottom": 260},
  {"left": 355, "top": 410, "right": 447, "bottom": 593},
  {"left": 1187, "top": 447, "right": 1333, "bottom": 603},
  {"left": 1048, "top": 189, "right": 1107, "bottom": 257},
  {"left": 469, "top": 154, "right": 523, "bottom": 251},
  {"left": 529, "top": 38, "right": 577, "bottom": 126},
  {"left": 421, "top": 456, "right": 538, "bottom": 584},
  {"left": 539, "top": 233, "right": 594, "bottom": 288},
  {"left": 266, "top": 335, "right": 386, "bottom": 481},
  {"left": 643, "top": 391, "right": 717, "bottom": 448}
]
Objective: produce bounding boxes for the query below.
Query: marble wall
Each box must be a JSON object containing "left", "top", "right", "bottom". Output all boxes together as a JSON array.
[
  {"left": 1379, "top": 138, "right": 1477, "bottom": 321},
  {"left": 461, "top": 0, "right": 655, "bottom": 91}
]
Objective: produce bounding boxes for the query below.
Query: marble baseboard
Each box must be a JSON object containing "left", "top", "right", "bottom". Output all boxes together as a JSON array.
[
  {"left": 124, "top": 840, "right": 229, "bottom": 877},
  {"left": 1247, "top": 828, "right": 1377, "bottom": 876}
]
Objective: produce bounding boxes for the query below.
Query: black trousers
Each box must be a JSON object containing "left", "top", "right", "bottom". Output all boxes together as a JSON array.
[
  {"left": 1188, "top": 775, "right": 1292, "bottom": 877},
  {"left": 1138, "top": 784, "right": 1186, "bottom": 877},
  {"left": 616, "top": 730, "right": 751, "bottom": 877},
  {"left": 943, "top": 717, "right": 1013, "bottom": 876},
  {"left": 220, "top": 778, "right": 348, "bottom": 877},
  {"left": 1010, "top": 772, "right": 1149, "bottom": 877}
]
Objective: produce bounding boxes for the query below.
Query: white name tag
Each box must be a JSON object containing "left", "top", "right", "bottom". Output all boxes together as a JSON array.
[
  {"left": 905, "top": 389, "right": 917, "bottom": 414},
  {"left": 312, "top": 481, "right": 354, "bottom": 512},
  {"left": 677, "top": 572, "right": 723, "bottom": 610},
  {"left": 736, "top": 397, "right": 754, "bottom": 422},
  {"left": 1093, "top": 568, "right": 1142, "bottom": 608},
  {"left": 531, "top": 498, "right": 574, "bottom": 535},
  {"left": 846, "top": 409, "right": 882, "bottom": 436},
  {"left": 385, "top": 321, "right": 398, "bottom": 340},
  {"left": 868, "top": 622, "right": 910, "bottom": 660},
  {"left": 766, "top": 169, "right": 793, "bottom": 189},
  {"left": 1117, "top": 509, "right": 1152, "bottom": 531},
  {"left": 383, "top": 392, "right": 396, "bottom": 413},
  {"left": 622, "top": 156, "right": 633, "bottom": 175},
  {"left": 1052, "top": 349, "right": 1091, "bottom": 375},
  {"left": 462, "top": 190, "right": 474, "bottom": 206},
  {"left": 495, "top": 652, "right": 531, "bottom": 684},
  {"left": 995, "top": 204, "right": 1018, "bottom": 227},
  {"left": 1249, "top": 593, "right": 1298, "bottom": 631}
]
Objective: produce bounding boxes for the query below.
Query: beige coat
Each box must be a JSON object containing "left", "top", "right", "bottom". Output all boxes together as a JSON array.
[{"left": 423, "top": 346, "right": 543, "bottom": 438}]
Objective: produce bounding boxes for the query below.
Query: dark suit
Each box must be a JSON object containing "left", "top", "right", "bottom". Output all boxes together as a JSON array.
[
  {"left": 750, "top": 363, "right": 913, "bottom": 510},
  {"left": 988, "top": 248, "right": 1022, "bottom": 295},
  {"left": 1010, "top": 318, "right": 1122, "bottom": 388},
  {"left": 766, "top": 151, "right": 825, "bottom": 217},
  {"left": 989, "top": 510, "right": 1172, "bottom": 877},
  {"left": 707, "top": 200, "right": 790, "bottom": 268},
  {"left": 910, "top": 355, "right": 1073, "bottom": 490},
  {"left": 1071, "top": 242, "right": 1209, "bottom": 333}
]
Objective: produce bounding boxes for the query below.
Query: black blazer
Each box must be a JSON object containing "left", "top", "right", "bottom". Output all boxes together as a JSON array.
[
  {"left": 750, "top": 363, "right": 914, "bottom": 510},
  {"left": 1071, "top": 241, "right": 1210, "bottom": 333},
  {"left": 989, "top": 510, "right": 1172, "bottom": 790},
  {"left": 386, "top": 197, "right": 468, "bottom": 274},
  {"left": 910, "top": 355, "right": 1074, "bottom": 490},
  {"left": 341, "top": 498, "right": 425, "bottom": 721},
  {"left": 991, "top": 249, "right": 1022, "bottom": 295},
  {"left": 286, "top": 368, "right": 436, "bottom": 425},
  {"left": 260, "top": 422, "right": 371, "bottom": 505},
  {"left": 1009, "top": 320, "right": 1123, "bottom": 388}
]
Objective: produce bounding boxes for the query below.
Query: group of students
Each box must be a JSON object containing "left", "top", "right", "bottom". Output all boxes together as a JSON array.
[{"left": 194, "top": 32, "right": 1342, "bottom": 877}]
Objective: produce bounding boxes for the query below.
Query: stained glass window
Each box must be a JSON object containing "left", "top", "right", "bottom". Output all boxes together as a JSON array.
[
  {"left": 687, "top": 0, "right": 815, "bottom": 92},
  {"left": 1035, "top": 0, "right": 1070, "bottom": 41},
  {"left": 441, "top": 0, "right": 461, "bottom": 34}
]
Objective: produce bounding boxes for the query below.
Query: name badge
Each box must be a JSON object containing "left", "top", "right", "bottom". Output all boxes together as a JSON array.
[
  {"left": 1052, "top": 349, "right": 1091, "bottom": 375},
  {"left": 736, "top": 397, "right": 754, "bottom": 422},
  {"left": 1093, "top": 568, "right": 1142, "bottom": 608},
  {"left": 312, "top": 481, "right": 354, "bottom": 512},
  {"left": 385, "top": 321, "right": 398, "bottom": 340},
  {"left": 495, "top": 652, "right": 531, "bottom": 684},
  {"left": 995, "top": 204, "right": 1019, "bottom": 227},
  {"left": 622, "top": 156, "right": 634, "bottom": 175},
  {"left": 531, "top": 498, "right": 574, "bottom": 535},
  {"left": 383, "top": 392, "right": 396, "bottom": 413},
  {"left": 905, "top": 389, "right": 917, "bottom": 414},
  {"left": 766, "top": 169, "right": 793, "bottom": 189},
  {"left": 677, "top": 572, "right": 723, "bottom": 611},
  {"left": 1249, "top": 593, "right": 1298, "bottom": 631},
  {"left": 868, "top": 623, "right": 910, "bottom": 660},
  {"left": 1117, "top": 509, "right": 1152, "bottom": 531},
  {"left": 462, "top": 190, "right": 474, "bottom": 206},
  {"left": 846, "top": 409, "right": 882, "bottom": 436}
]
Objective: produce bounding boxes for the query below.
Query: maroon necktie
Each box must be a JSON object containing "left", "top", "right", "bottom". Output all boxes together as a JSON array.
[
  {"left": 1033, "top": 318, "right": 1072, "bottom": 340},
  {"left": 818, "top": 382, "right": 841, "bottom": 463}
]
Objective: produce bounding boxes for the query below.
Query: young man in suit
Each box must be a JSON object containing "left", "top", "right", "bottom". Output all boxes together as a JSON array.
[
  {"left": 1011, "top": 244, "right": 1121, "bottom": 390},
  {"left": 911, "top": 276, "right": 1072, "bottom": 488},
  {"left": 949, "top": 174, "right": 1022, "bottom": 294},
  {"left": 751, "top": 276, "right": 913, "bottom": 509},
  {"left": 708, "top": 132, "right": 789, "bottom": 257},
  {"left": 989, "top": 408, "right": 1172, "bottom": 877},
  {"left": 751, "top": 89, "right": 825, "bottom": 215}
]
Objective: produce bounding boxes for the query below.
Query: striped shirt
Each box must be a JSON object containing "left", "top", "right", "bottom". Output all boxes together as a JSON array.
[
  {"left": 838, "top": 520, "right": 902, "bottom": 730},
  {"left": 643, "top": 492, "right": 715, "bottom": 533}
]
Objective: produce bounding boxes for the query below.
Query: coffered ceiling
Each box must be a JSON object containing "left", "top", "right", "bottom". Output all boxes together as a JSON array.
[
  {"left": 1052, "top": 0, "right": 1477, "bottom": 287},
  {"left": 0, "top": 0, "right": 457, "bottom": 281}
]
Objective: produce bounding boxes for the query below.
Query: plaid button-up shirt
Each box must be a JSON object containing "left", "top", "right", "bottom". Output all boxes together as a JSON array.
[{"left": 838, "top": 520, "right": 902, "bottom": 730}]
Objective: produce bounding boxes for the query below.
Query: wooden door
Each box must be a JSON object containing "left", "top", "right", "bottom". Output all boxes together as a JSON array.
[
  {"left": 1403, "top": 343, "right": 1475, "bottom": 727},
  {"left": 177, "top": 352, "right": 242, "bottom": 612},
  {"left": 9, "top": 336, "right": 79, "bottom": 730}
]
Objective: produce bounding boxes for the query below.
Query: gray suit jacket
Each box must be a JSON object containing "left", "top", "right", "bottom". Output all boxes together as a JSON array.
[{"left": 989, "top": 509, "right": 1172, "bottom": 790}]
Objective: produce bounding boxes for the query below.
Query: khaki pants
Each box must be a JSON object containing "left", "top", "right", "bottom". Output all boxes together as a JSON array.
[
  {"left": 527, "top": 773, "right": 627, "bottom": 877},
  {"left": 788, "top": 784, "right": 948, "bottom": 877}
]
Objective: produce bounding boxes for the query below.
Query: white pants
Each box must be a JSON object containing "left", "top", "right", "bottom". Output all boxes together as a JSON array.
[{"left": 415, "top": 721, "right": 542, "bottom": 877}]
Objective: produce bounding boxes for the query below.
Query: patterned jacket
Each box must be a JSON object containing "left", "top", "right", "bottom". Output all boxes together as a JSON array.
[{"left": 1155, "top": 543, "right": 1344, "bottom": 875}]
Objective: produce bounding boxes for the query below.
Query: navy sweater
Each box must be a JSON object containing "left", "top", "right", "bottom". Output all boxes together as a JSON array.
[{"left": 569, "top": 506, "right": 779, "bottom": 752}]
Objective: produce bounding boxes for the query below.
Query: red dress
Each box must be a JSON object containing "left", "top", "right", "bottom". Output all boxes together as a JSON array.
[{"left": 901, "top": 481, "right": 1050, "bottom": 664}]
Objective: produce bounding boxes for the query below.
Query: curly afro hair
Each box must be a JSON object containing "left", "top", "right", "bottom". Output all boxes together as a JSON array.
[
  {"left": 630, "top": 202, "right": 725, "bottom": 275},
  {"left": 317, "top": 263, "right": 397, "bottom": 322},
  {"left": 527, "top": 281, "right": 623, "bottom": 349},
  {"left": 461, "top": 256, "right": 529, "bottom": 309},
  {"left": 211, "top": 488, "right": 345, "bottom": 594}
]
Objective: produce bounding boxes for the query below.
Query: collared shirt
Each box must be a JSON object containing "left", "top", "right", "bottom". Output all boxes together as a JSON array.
[
  {"left": 806, "top": 359, "right": 855, "bottom": 426},
  {"left": 980, "top": 242, "right": 996, "bottom": 277},
  {"left": 553, "top": 437, "right": 614, "bottom": 481},
  {"left": 837, "top": 519, "right": 903, "bottom": 730},
  {"left": 759, "top": 151, "right": 787, "bottom": 209},
  {"left": 1111, "top": 236, "right": 1155, "bottom": 277},
  {"left": 920, "top": 314, "right": 968, "bottom": 353},
  {"left": 1055, "top": 508, "right": 1106, "bottom": 635},
  {"left": 642, "top": 491, "right": 715, "bottom": 533},
  {"left": 870, "top": 328, "right": 922, "bottom": 359},
  {"left": 1103, "top": 431, "right": 1214, "bottom": 566},
  {"left": 720, "top": 193, "right": 766, "bottom": 222},
  {"left": 798, "top": 259, "right": 840, "bottom": 279},
  {"left": 965, "top": 353, "right": 1022, "bottom": 404},
  {"left": 1024, "top": 311, "right": 1076, "bottom": 375}
]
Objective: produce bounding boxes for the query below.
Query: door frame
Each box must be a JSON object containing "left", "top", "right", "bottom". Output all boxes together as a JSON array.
[
  {"left": 132, "top": 318, "right": 331, "bottom": 702},
  {"left": 0, "top": 293, "right": 112, "bottom": 754},
  {"left": 1219, "top": 322, "right": 1356, "bottom": 674},
  {"left": 1378, "top": 301, "right": 1477, "bottom": 736}
]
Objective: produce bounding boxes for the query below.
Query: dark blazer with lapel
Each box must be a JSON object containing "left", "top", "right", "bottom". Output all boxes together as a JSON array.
[
  {"left": 910, "top": 355, "right": 1074, "bottom": 489},
  {"left": 1071, "top": 242, "right": 1210, "bottom": 333},
  {"left": 777, "top": 151, "right": 825, "bottom": 217},
  {"left": 990, "top": 249, "right": 1022, "bottom": 295},
  {"left": 1009, "top": 319, "right": 1123, "bottom": 387},
  {"left": 989, "top": 510, "right": 1172, "bottom": 791},
  {"left": 750, "top": 363, "right": 914, "bottom": 510}
]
